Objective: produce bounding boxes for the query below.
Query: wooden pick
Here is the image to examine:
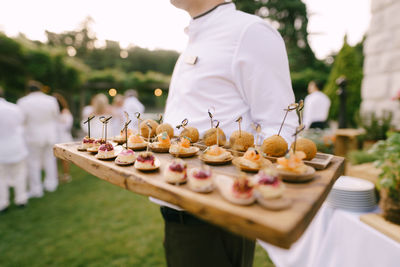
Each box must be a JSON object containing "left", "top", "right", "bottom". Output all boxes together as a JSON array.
[
  {"left": 213, "top": 120, "right": 220, "bottom": 146},
  {"left": 84, "top": 115, "right": 95, "bottom": 138},
  {"left": 235, "top": 116, "right": 242, "bottom": 137},
  {"left": 176, "top": 118, "right": 188, "bottom": 130},
  {"left": 252, "top": 123, "right": 261, "bottom": 149},
  {"left": 208, "top": 108, "right": 214, "bottom": 128},
  {"left": 296, "top": 100, "right": 304, "bottom": 126},
  {"left": 158, "top": 114, "right": 163, "bottom": 124},
  {"left": 124, "top": 119, "right": 131, "bottom": 150},
  {"left": 278, "top": 103, "right": 298, "bottom": 136},
  {"left": 292, "top": 124, "right": 305, "bottom": 152},
  {"left": 146, "top": 122, "right": 152, "bottom": 152},
  {"left": 134, "top": 112, "right": 142, "bottom": 134}
]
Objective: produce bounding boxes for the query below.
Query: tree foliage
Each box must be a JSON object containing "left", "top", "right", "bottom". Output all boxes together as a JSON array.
[
  {"left": 234, "top": 0, "right": 318, "bottom": 72},
  {"left": 323, "top": 36, "right": 364, "bottom": 127},
  {"left": 234, "top": 0, "right": 331, "bottom": 99}
]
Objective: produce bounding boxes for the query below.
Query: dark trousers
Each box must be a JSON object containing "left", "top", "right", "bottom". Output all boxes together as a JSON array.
[{"left": 161, "top": 206, "right": 255, "bottom": 267}]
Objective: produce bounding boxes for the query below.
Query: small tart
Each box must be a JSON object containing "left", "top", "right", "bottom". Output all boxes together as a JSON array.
[
  {"left": 128, "top": 134, "right": 147, "bottom": 149},
  {"left": 82, "top": 136, "right": 95, "bottom": 149},
  {"left": 253, "top": 168, "right": 285, "bottom": 199},
  {"left": 88, "top": 139, "right": 106, "bottom": 152},
  {"left": 216, "top": 173, "right": 255, "bottom": 205},
  {"left": 276, "top": 150, "right": 308, "bottom": 174},
  {"left": 134, "top": 151, "right": 159, "bottom": 170},
  {"left": 115, "top": 149, "right": 135, "bottom": 164},
  {"left": 188, "top": 167, "right": 214, "bottom": 193},
  {"left": 164, "top": 159, "right": 187, "bottom": 184},
  {"left": 234, "top": 148, "right": 271, "bottom": 171},
  {"left": 169, "top": 137, "right": 199, "bottom": 157},
  {"left": 97, "top": 143, "right": 115, "bottom": 158},
  {"left": 202, "top": 145, "right": 232, "bottom": 162},
  {"left": 151, "top": 132, "right": 171, "bottom": 152}
]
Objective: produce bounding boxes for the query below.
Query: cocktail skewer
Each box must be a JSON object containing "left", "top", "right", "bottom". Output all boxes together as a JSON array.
[{"left": 84, "top": 115, "right": 95, "bottom": 138}]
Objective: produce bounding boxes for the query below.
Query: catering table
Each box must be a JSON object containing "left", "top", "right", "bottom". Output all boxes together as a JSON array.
[
  {"left": 54, "top": 142, "right": 344, "bottom": 249},
  {"left": 259, "top": 204, "right": 400, "bottom": 267}
]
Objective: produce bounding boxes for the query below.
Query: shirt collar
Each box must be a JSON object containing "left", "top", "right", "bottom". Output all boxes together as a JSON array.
[{"left": 184, "top": 2, "right": 235, "bottom": 36}]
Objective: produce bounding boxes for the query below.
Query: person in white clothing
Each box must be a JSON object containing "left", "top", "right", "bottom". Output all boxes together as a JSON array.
[
  {"left": 156, "top": 1, "right": 298, "bottom": 266},
  {"left": 303, "top": 80, "right": 331, "bottom": 129},
  {"left": 0, "top": 88, "right": 29, "bottom": 212},
  {"left": 111, "top": 94, "right": 126, "bottom": 136},
  {"left": 123, "top": 89, "right": 144, "bottom": 127},
  {"left": 53, "top": 93, "right": 74, "bottom": 182},
  {"left": 17, "top": 81, "right": 60, "bottom": 198}
]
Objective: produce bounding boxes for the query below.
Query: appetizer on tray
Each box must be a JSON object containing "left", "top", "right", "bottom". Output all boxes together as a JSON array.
[
  {"left": 233, "top": 147, "right": 271, "bottom": 172},
  {"left": 290, "top": 137, "right": 317, "bottom": 160},
  {"left": 96, "top": 143, "right": 118, "bottom": 160},
  {"left": 115, "top": 149, "right": 136, "bottom": 166},
  {"left": 276, "top": 150, "right": 316, "bottom": 182},
  {"left": 262, "top": 135, "right": 288, "bottom": 158},
  {"left": 128, "top": 134, "right": 148, "bottom": 150},
  {"left": 113, "top": 128, "right": 133, "bottom": 144},
  {"left": 200, "top": 145, "right": 233, "bottom": 165},
  {"left": 134, "top": 151, "right": 160, "bottom": 171},
  {"left": 164, "top": 158, "right": 187, "bottom": 184},
  {"left": 252, "top": 168, "right": 292, "bottom": 210},
  {"left": 79, "top": 136, "right": 95, "bottom": 151},
  {"left": 140, "top": 119, "right": 159, "bottom": 138},
  {"left": 217, "top": 173, "right": 255, "bottom": 205},
  {"left": 169, "top": 137, "right": 199, "bottom": 157},
  {"left": 150, "top": 132, "right": 171, "bottom": 153},
  {"left": 188, "top": 166, "right": 214, "bottom": 193},
  {"left": 87, "top": 139, "right": 106, "bottom": 153},
  {"left": 229, "top": 117, "right": 254, "bottom": 152}
]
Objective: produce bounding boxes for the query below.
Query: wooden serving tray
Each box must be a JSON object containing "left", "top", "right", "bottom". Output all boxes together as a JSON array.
[{"left": 54, "top": 142, "right": 344, "bottom": 249}]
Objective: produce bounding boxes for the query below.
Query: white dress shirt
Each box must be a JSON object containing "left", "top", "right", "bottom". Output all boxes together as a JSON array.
[
  {"left": 303, "top": 91, "right": 331, "bottom": 128},
  {"left": 164, "top": 3, "right": 297, "bottom": 142},
  {"left": 17, "top": 92, "right": 60, "bottom": 146},
  {"left": 152, "top": 3, "right": 298, "bottom": 210},
  {"left": 0, "top": 98, "right": 28, "bottom": 163}
]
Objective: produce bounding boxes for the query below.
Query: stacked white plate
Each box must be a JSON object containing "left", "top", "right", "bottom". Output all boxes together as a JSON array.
[{"left": 327, "top": 176, "right": 377, "bottom": 212}]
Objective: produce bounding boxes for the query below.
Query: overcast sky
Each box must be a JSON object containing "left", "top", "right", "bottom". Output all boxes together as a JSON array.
[{"left": 0, "top": 0, "right": 371, "bottom": 59}]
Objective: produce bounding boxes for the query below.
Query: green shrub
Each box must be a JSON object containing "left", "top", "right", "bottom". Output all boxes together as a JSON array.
[
  {"left": 356, "top": 110, "right": 393, "bottom": 141},
  {"left": 348, "top": 150, "right": 379, "bottom": 165}
]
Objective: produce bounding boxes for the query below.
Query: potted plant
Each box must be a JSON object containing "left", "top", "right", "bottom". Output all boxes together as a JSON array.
[
  {"left": 369, "top": 133, "right": 400, "bottom": 224},
  {"left": 356, "top": 111, "right": 393, "bottom": 149}
]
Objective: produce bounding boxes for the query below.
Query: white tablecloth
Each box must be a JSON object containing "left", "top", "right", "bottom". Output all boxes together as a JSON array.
[{"left": 259, "top": 204, "right": 400, "bottom": 267}]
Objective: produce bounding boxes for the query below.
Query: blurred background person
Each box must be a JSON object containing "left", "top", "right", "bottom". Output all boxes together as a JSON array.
[
  {"left": 82, "top": 98, "right": 94, "bottom": 120},
  {"left": 53, "top": 93, "right": 73, "bottom": 183},
  {"left": 81, "top": 93, "right": 113, "bottom": 139},
  {"left": 111, "top": 94, "right": 125, "bottom": 136},
  {"left": 17, "top": 81, "right": 60, "bottom": 198},
  {"left": 0, "top": 87, "right": 29, "bottom": 212},
  {"left": 123, "top": 89, "right": 144, "bottom": 129},
  {"left": 303, "top": 80, "right": 331, "bottom": 129}
]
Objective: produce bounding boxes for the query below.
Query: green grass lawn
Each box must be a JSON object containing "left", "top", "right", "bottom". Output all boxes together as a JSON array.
[{"left": 0, "top": 164, "right": 275, "bottom": 267}]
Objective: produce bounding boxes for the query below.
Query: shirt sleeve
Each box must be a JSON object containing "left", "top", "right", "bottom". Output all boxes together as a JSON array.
[
  {"left": 303, "top": 95, "right": 312, "bottom": 129},
  {"left": 231, "top": 21, "right": 298, "bottom": 144}
]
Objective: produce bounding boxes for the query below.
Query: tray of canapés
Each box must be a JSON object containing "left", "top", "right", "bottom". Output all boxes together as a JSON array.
[{"left": 75, "top": 107, "right": 332, "bottom": 211}]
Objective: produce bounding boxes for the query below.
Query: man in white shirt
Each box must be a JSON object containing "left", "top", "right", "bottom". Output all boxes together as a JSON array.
[
  {"left": 0, "top": 88, "right": 29, "bottom": 212},
  {"left": 157, "top": 1, "right": 298, "bottom": 266},
  {"left": 17, "top": 81, "right": 60, "bottom": 198},
  {"left": 303, "top": 80, "right": 331, "bottom": 129},
  {"left": 123, "top": 89, "right": 144, "bottom": 126}
]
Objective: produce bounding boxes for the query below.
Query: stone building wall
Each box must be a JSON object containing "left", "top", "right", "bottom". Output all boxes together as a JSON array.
[{"left": 361, "top": 0, "right": 400, "bottom": 128}]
